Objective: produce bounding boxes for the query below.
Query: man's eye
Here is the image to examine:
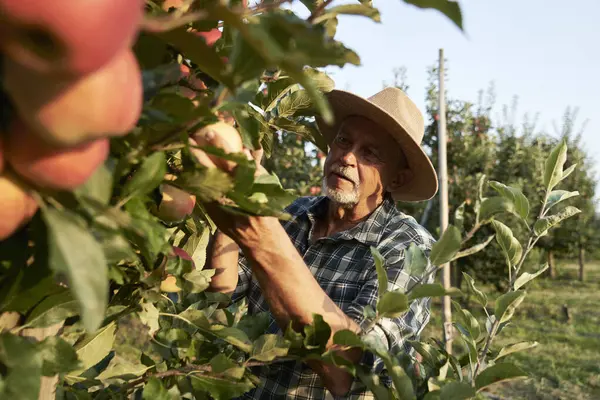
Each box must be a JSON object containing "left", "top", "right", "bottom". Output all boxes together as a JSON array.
[{"left": 336, "top": 136, "right": 350, "bottom": 145}]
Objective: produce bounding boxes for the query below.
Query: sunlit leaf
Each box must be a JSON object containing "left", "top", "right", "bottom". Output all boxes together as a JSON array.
[
  {"left": 494, "top": 341, "right": 539, "bottom": 361},
  {"left": 546, "top": 190, "right": 579, "bottom": 212},
  {"left": 462, "top": 272, "right": 487, "bottom": 307},
  {"left": 408, "top": 284, "right": 461, "bottom": 302},
  {"left": 370, "top": 246, "right": 388, "bottom": 298},
  {"left": 491, "top": 220, "right": 522, "bottom": 266},
  {"left": 489, "top": 181, "right": 529, "bottom": 220},
  {"left": 494, "top": 291, "right": 526, "bottom": 324},
  {"left": 377, "top": 291, "right": 409, "bottom": 318},
  {"left": 250, "top": 334, "right": 290, "bottom": 361},
  {"left": 453, "top": 235, "right": 494, "bottom": 261},
  {"left": 475, "top": 363, "right": 527, "bottom": 391},
  {"left": 534, "top": 206, "right": 581, "bottom": 237},
  {"left": 430, "top": 225, "right": 461, "bottom": 266},
  {"left": 312, "top": 4, "right": 381, "bottom": 24},
  {"left": 404, "top": 243, "right": 428, "bottom": 276},
  {"left": 479, "top": 197, "right": 515, "bottom": 222},
  {"left": 69, "top": 322, "right": 117, "bottom": 376},
  {"left": 543, "top": 139, "right": 568, "bottom": 191},
  {"left": 513, "top": 263, "right": 549, "bottom": 291}
]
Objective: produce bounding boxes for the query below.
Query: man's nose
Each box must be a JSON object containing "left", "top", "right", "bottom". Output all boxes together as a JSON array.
[{"left": 339, "top": 149, "right": 357, "bottom": 167}]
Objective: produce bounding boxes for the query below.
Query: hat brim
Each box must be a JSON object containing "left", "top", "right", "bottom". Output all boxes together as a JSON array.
[{"left": 316, "top": 90, "right": 438, "bottom": 202}]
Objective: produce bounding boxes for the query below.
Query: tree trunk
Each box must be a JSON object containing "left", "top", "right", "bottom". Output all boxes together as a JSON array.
[
  {"left": 547, "top": 250, "right": 556, "bottom": 279},
  {"left": 578, "top": 247, "right": 585, "bottom": 282}
]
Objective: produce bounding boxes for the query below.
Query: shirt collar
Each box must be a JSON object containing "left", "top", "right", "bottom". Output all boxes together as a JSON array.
[{"left": 302, "top": 193, "right": 398, "bottom": 246}]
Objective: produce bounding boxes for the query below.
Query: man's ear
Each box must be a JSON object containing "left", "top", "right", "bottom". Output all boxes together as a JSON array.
[{"left": 388, "top": 169, "right": 413, "bottom": 192}]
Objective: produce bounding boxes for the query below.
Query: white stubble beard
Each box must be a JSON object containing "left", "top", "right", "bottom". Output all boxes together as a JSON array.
[{"left": 321, "top": 174, "right": 360, "bottom": 208}]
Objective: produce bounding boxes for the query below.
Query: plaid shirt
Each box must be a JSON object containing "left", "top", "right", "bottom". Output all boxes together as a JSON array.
[{"left": 231, "top": 193, "right": 436, "bottom": 399}]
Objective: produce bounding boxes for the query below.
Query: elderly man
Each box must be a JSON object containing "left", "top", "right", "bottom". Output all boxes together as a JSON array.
[{"left": 200, "top": 87, "right": 439, "bottom": 398}]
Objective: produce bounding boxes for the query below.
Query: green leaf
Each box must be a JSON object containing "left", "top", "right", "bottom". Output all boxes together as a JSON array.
[
  {"left": 462, "top": 272, "right": 487, "bottom": 307},
  {"left": 439, "top": 381, "right": 476, "bottom": 399},
  {"left": 139, "top": 300, "right": 160, "bottom": 336},
  {"left": 430, "top": 225, "right": 461, "bottom": 266},
  {"left": 478, "top": 196, "right": 515, "bottom": 221},
  {"left": 475, "top": 363, "right": 527, "bottom": 391},
  {"left": 75, "top": 163, "right": 113, "bottom": 205},
  {"left": 513, "top": 263, "right": 549, "bottom": 291},
  {"left": 560, "top": 163, "right": 577, "bottom": 182},
  {"left": 304, "top": 67, "right": 335, "bottom": 92},
  {"left": 277, "top": 89, "right": 313, "bottom": 119},
  {"left": 543, "top": 139, "right": 568, "bottom": 191},
  {"left": 143, "top": 377, "right": 170, "bottom": 400},
  {"left": 333, "top": 330, "right": 365, "bottom": 349},
  {"left": 38, "top": 336, "right": 81, "bottom": 376},
  {"left": 155, "top": 28, "right": 234, "bottom": 88},
  {"left": 178, "top": 168, "right": 234, "bottom": 203},
  {"left": 370, "top": 247, "right": 388, "bottom": 299},
  {"left": 95, "top": 357, "right": 154, "bottom": 383},
  {"left": 284, "top": 322, "right": 305, "bottom": 350},
  {"left": 271, "top": 117, "right": 328, "bottom": 154},
  {"left": 183, "top": 269, "right": 215, "bottom": 293},
  {"left": 251, "top": 334, "right": 290, "bottom": 361},
  {"left": 0, "top": 333, "right": 43, "bottom": 400},
  {"left": 494, "top": 291, "right": 526, "bottom": 324},
  {"left": 491, "top": 220, "right": 522, "bottom": 266},
  {"left": 228, "top": 31, "right": 268, "bottom": 86},
  {"left": 122, "top": 152, "right": 166, "bottom": 198},
  {"left": 377, "top": 291, "right": 409, "bottom": 318},
  {"left": 25, "top": 290, "right": 79, "bottom": 328},
  {"left": 261, "top": 77, "right": 296, "bottom": 111},
  {"left": 237, "top": 312, "right": 271, "bottom": 341},
  {"left": 383, "top": 359, "right": 415, "bottom": 400},
  {"left": 69, "top": 322, "right": 117, "bottom": 376},
  {"left": 232, "top": 105, "right": 262, "bottom": 150},
  {"left": 452, "top": 301, "right": 480, "bottom": 340},
  {"left": 210, "top": 354, "right": 245, "bottom": 379},
  {"left": 402, "top": 0, "right": 463, "bottom": 30},
  {"left": 286, "top": 67, "right": 333, "bottom": 124},
  {"left": 189, "top": 375, "right": 254, "bottom": 400},
  {"left": 494, "top": 341, "right": 539, "bottom": 361},
  {"left": 303, "top": 314, "right": 331, "bottom": 351},
  {"left": 408, "top": 284, "right": 461, "bottom": 302},
  {"left": 42, "top": 207, "right": 108, "bottom": 332},
  {"left": 407, "top": 341, "right": 443, "bottom": 369},
  {"left": 211, "top": 326, "right": 253, "bottom": 353},
  {"left": 534, "top": 206, "right": 581, "bottom": 237},
  {"left": 404, "top": 243, "right": 428, "bottom": 277},
  {"left": 489, "top": 181, "right": 529, "bottom": 220},
  {"left": 355, "top": 367, "right": 391, "bottom": 400},
  {"left": 546, "top": 190, "right": 579, "bottom": 212},
  {"left": 453, "top": 235, "right": 494, "bottom": 261},
  {"left": 312, "top": 4, "right": 381, "bottom": 24}
]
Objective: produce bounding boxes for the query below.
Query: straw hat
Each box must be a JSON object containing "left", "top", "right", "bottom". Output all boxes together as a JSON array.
[{"left": 316, "top": 87, "right": 438, "bottom": 202}]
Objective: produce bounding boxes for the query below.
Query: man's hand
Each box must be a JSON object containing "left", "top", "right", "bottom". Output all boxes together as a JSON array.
[{"left": 189, "top": 120, "right": 270, "bottom": 245}]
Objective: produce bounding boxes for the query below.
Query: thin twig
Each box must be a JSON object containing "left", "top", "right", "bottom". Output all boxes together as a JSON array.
[{"left": 307, "top": 0, "right": 335, "bottom": 23}]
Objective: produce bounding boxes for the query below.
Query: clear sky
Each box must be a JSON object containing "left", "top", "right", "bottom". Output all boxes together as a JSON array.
[{"left": 303, "top": 0, "right": 600, "bottom": 181}]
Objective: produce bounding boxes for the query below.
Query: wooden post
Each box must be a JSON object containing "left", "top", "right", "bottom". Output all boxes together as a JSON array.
[{"left": 438, "top": 49, "right": 453, "bottom": 354}]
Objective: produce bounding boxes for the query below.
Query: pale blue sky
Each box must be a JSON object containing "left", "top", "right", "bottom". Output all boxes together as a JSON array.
[{"left": 301, "top": 0, "right": 600, "bottom": 180}]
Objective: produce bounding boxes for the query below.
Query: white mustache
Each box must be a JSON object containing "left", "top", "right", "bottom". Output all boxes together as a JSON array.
[{"left": 331, "top": 166, "right": 359, "bottom": 186}]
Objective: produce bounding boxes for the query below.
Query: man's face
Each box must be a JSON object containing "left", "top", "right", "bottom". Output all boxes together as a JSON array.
[{"left": 322, "top": 116, "right": 404, "bottom": 207}]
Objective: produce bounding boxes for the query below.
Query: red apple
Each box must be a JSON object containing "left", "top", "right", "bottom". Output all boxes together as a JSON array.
[
  {"left": 0, "top": 173, "right": 38, "bottom": 240},
  {"left": 4, "top": 49, "right": 142, "bottom": 147},
  {"left": 6, "top": 120, "right": 109, "bottom": 189},
  {"left": 154, "top": 184, "right": 196, "bottom": 222},
  {"left": 0, "top": 0, "right": 143, "bottom": 76}
]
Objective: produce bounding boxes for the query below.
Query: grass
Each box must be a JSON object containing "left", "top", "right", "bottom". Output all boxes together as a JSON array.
[{"left": 422, "top": 260, "right": 600, "bottom": 400}]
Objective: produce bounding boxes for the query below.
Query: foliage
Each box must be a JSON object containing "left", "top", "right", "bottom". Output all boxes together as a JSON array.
[{"left": 0, "top": 1, "right": 586, "bottom": 400}]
